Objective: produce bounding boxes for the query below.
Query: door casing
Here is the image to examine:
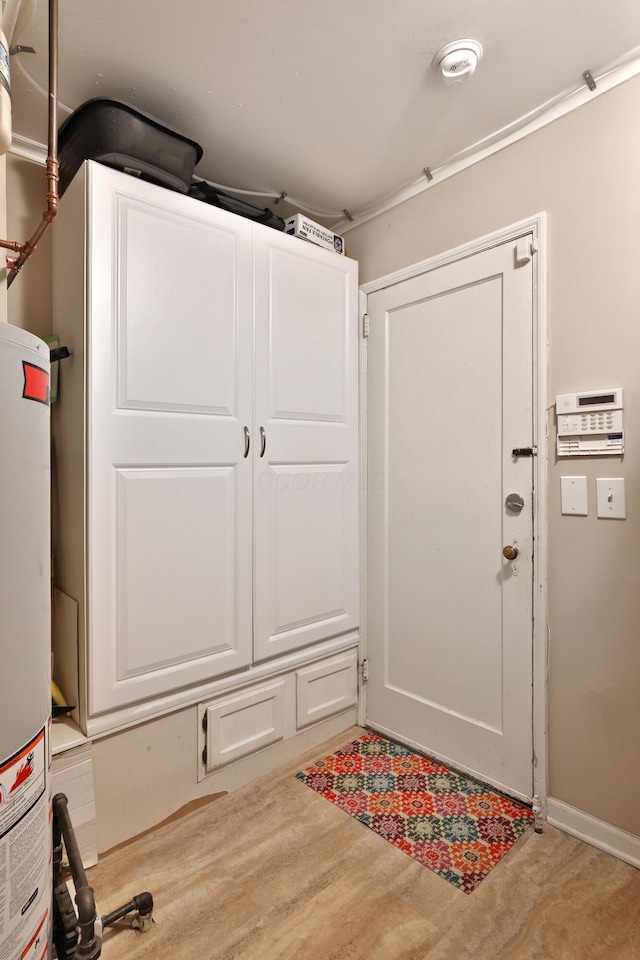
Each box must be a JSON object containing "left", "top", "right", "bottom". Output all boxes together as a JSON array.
[{"left": 358, "top": 214, "right": 548, "bottom": 822}]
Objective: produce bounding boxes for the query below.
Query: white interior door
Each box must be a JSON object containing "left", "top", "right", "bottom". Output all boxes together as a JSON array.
[
  {"left": 88, "top": 164, "right": 254, "bottom": 714},
  {"left": 366, "top": 237, "right": 534, "bottom": 800},
  {"left": 253, "top": 231, "right": 359, "bottom": 661}
]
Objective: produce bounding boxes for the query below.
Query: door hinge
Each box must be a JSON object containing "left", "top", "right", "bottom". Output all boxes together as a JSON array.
[
  {"left": 362, "top": 313, "right": 370, "bottom": 338},
  {"left": 202, "top": 744, "right": 208, "bottom": 766},
  {"left": 512, "top": 446, "right": 536, "bottom": 458},
  {"left": 360, "top": 658, "right": 369, "bottom": 683}
]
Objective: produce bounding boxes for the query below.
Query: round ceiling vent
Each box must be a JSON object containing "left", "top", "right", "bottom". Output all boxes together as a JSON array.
[{"left": 432, "top": 40, "right": 483, "bottom": 86}]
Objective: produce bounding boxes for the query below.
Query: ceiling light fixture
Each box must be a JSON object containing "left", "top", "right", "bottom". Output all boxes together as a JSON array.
[{"left": 432, "top": 39, "right": 483, "bottom": 86}]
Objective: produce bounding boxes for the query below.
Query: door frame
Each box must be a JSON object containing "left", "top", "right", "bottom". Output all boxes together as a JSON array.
[{"left": 358, "top": 213, "right": 548, "bottom": 821}]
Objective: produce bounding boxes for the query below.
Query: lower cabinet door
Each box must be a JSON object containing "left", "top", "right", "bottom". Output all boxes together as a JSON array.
[
  {"left": 296, "top": 652, "right": 358, "bottom": 728},
  {"left": 200, "top": 679, "right": 289, "bottom": 775},
  {"left": 198, "top": 650, "right": 359, "bottom": 777}
]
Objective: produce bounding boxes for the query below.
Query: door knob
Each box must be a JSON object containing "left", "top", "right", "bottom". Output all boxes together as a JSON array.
[{"left": 503, "top": 545, "right": 519, "bottom": 560}]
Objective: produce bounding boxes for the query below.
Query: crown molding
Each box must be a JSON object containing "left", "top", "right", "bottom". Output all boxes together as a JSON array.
[{"left": 9, "top": 132, "right": 47, "bottom": 165}]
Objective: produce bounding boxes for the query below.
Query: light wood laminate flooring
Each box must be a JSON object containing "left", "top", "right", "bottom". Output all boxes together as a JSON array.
[{"left": 87, "top": 726, "right": 640, "bottom": 960}]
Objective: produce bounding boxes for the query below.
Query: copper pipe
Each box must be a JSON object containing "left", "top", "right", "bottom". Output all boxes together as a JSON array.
[{"left": 3, "top": 0, "right": 59, "bottom": 287}]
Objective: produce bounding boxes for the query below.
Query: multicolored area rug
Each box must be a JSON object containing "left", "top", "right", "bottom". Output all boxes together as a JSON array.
[{"left": 296, "top": 732, "right": 534, "bottom": 894}]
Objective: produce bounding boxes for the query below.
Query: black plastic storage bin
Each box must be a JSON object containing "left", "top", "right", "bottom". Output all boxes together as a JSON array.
[{"left": 57, "top": 98, "right": 203, "bottom": 197}]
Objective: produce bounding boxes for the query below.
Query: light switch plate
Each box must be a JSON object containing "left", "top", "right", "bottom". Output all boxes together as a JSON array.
[
  {"left": 596, "top": 478, "right": 626, "bottom": 519},
  {"left": 560, "top": 476, "right": 588, "bottom": 515}
]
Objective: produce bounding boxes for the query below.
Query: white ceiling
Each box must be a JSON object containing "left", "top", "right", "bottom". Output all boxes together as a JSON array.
[{"left": 7, "top": 0, "right": 640, "bottom": 225}]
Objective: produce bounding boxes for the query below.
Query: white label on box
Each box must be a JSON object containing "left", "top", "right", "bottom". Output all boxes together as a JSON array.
[{"left": 285, "top": 215, "right": 344, "bottom": 255}]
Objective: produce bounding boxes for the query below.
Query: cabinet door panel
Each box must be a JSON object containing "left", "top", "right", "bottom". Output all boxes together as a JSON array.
[
  {"left": 115, "top": 467, "right": 240, "bottom": 679},
  {"left": 201, "top": 679, "right": 288, "bottom": 773},
  {"left": 266, "top": 463, "right": 354, "bottom": 637},
  {"left": 269, "top": 250, "right": 348, "bottom": 422},
  {"left": 88, "top": 164, "right": 253, "bottom": 715},
  {"left": 254, "top": 232, "right": 359, "bottom": 660},
  {"left": 115, "top": 200, "right": 238, "bottom": 416},
  {"left": 296, "top": 652, "right": 358, "bottom": 728}
]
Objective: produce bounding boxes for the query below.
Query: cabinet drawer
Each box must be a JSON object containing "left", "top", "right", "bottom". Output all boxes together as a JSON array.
[
  {"left": 296, "top": 652, "right": 358, "bottom": 728},
  {"left": 202, "top": 679, "right": 288, "bottom": 773}
]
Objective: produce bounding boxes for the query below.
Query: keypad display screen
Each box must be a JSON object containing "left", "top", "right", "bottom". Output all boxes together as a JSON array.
[{"left": 578, "top": 394, "right": 615, "bottom": 406}]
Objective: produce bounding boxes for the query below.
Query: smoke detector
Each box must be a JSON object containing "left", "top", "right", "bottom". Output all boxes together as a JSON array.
[{"left": 432, "top": 40, "right": 483, "bottom": 86}]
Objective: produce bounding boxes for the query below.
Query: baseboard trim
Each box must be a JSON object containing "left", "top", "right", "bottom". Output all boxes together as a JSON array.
[{"left": 547, "top": 797, "right": 640, "bottom": 869}]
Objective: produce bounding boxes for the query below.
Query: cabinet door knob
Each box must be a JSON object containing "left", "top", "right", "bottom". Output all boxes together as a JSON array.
[
  {"left": 260, "top": 426, "right": 266, "bottom": 458},
  {"left": 503, "top": 545, "right": 518, "bottom": 561},
  {"left": 243, "top": 426, "right": 250, "bottom": 458}
]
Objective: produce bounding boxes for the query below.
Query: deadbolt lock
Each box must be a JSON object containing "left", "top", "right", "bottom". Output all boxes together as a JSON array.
[{"left": 505, "top": 492, "right": 525, "bottom": 513}]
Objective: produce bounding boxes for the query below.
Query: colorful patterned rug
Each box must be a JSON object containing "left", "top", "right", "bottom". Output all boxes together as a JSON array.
[{"left": 296, "top": 732, "right": 534, "bottom": 894}]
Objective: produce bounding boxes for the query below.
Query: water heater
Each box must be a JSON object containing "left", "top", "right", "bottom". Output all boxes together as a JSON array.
[{"left": 0, "top": 323, "right": 51, "bottom": 960}]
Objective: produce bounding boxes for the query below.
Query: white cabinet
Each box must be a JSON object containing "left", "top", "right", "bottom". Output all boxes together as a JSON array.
[{"left": 52, "top": 162, "right": 359, "bottom": 734}]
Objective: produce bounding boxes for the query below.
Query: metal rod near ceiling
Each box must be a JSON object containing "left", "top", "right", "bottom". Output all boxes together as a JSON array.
[{"left": 0, "top": 0, "right": 58, "bottom": 287}]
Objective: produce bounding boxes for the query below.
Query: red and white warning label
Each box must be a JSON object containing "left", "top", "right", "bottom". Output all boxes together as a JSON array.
[
  {"left": 21, "top": 362, "right": 49, "bottom": 406},
  {"left": 0, "top": 729, "right": 50, "bottom": 960}
]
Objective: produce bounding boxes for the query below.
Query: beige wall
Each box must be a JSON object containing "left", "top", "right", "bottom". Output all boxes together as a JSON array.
[
  {"left": 346, "top": 75, "right": 640, "bottom": 836},
  {"left": 6, "top": 153, "right": 52, "bottom": 338}
]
